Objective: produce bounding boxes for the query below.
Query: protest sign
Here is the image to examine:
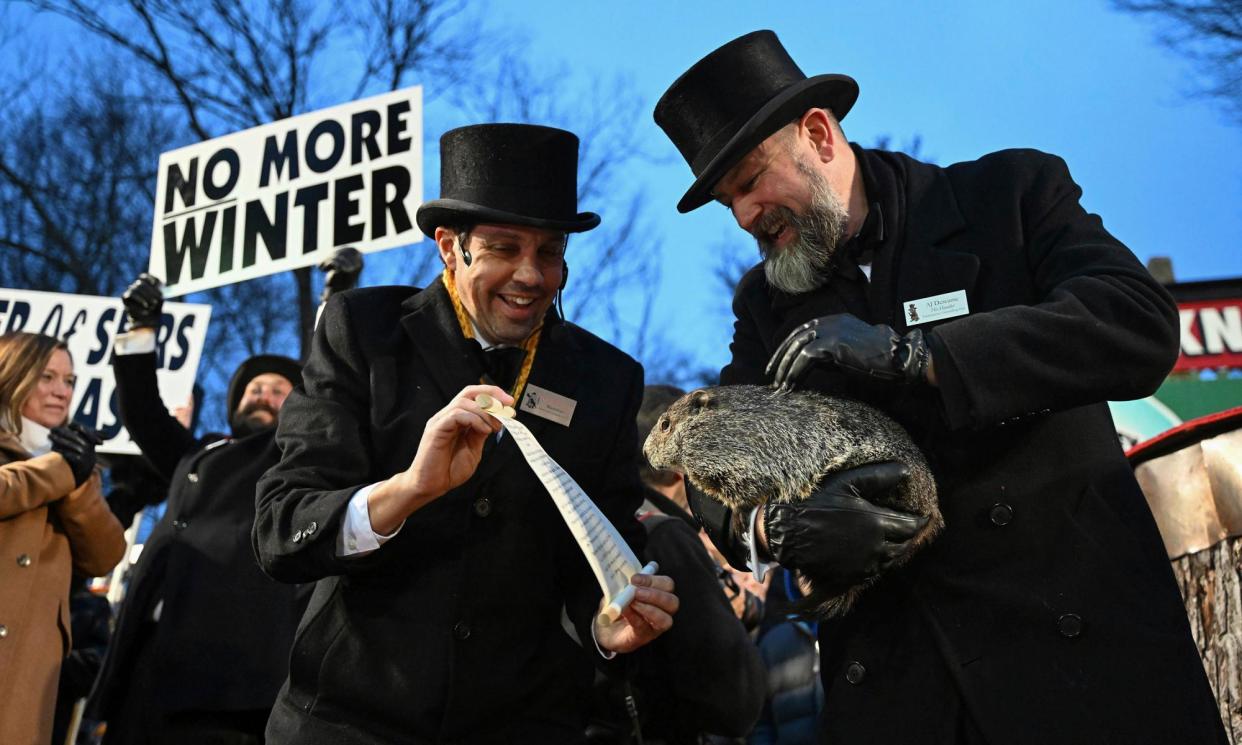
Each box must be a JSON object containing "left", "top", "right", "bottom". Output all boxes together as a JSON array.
[
  {"left": 0, "top": 288, "right": 211, "bottom": 455},
  {"left": 150, "top": 86, "right": 423, "bottom": 297}
]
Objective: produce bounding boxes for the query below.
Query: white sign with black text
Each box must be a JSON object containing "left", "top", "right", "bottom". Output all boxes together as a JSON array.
[
  {"left": 0, "top": 288, "right": 212, "bottom": 455},
  {"left": 150, "top": 86, "right": 424, "bottom": 297}
]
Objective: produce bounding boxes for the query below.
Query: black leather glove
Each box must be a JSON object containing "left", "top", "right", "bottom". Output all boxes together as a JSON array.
[
  {"left": 48, "top": 422, "right": 102, "bottom": 487},
  {"left": 764, "top": 462, "right": 927, "bottom": 593},
  {"left": 319, "top": 247, "right": 364, "bottom": 301},
  {"left": 766, "top": 313, "right": 930, "bottom": 390},
  {"left": 121, "top": 273, "right": 164, "bottom": 330}
]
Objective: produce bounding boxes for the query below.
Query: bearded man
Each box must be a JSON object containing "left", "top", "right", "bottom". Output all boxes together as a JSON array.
[
  {"left": 653, "top": 30, "right": 1226, "bottom": 745},
  {"left": 90, "top": 273, "right": 313, "bottom": 745}
]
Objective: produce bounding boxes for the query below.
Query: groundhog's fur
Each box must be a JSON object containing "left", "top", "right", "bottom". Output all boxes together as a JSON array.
[{"left": 643, "top": 385, "right": 941, "bottom": 619}]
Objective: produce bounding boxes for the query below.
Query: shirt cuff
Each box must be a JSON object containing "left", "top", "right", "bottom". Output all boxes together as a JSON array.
[
  {"left": 746, "top": 506, "right": 773, "bottom": 583},
  {"left": 336, "top": 482, "right": 404, "bottom": 557},
  {"left": 590, "top": 617, "right": 617, "bottom": 660},
  {"left": 114, "top": 328, "right": 156, "bottom": 355}
]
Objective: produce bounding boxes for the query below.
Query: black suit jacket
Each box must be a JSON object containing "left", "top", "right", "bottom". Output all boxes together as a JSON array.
[
  {"left": 719, "top": 148, "right": 1225, "bottom": 744},
  {"left": 90, "top": 351, "right": 305, "bottom": 720},
  {"left": 253, "top": 282, "right": 647, "bottom": 745}
]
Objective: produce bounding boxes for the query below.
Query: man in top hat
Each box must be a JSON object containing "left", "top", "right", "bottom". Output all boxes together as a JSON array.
[
  {"left": 91, "top": 273, "right": 310, "bottom": 745},
  {"left": 654, "top": 30, "right": 1225, "bottom": 744},
  {"left": 253, "top": 123, "right": 679, "bottom": 744}
]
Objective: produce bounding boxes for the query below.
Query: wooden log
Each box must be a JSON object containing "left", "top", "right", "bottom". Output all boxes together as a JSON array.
[{"left": 1172, "top": 537, "right": 1242, "bottom": 743}]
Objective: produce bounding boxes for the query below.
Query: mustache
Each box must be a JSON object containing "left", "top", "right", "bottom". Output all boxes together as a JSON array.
[
  {"left": 753, "top": 206, "right": 797, "bottom": 255},
  {"left": 238, "top": 401, "right": 278, "bottom": 419}
]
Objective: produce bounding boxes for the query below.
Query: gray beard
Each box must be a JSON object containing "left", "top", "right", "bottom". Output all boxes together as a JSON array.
[{"left": 759, "top": 160, "right": 849, "bottom": 294}]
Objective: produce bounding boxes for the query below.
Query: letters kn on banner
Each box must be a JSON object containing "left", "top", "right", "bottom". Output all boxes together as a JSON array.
[{"left": 151, "top": 86, "right": 424, "bottom": 297}]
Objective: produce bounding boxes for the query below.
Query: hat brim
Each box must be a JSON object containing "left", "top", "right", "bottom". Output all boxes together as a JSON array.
[
  {"left": 676, "top": 74, "right": 858, "bottom": 213},
  {"left": 417, "top": 199, "right": 601, "bottom": 239}
]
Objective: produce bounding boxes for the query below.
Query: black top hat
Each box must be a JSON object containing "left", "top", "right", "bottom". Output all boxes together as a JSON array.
[
  {"left": 416, "top": 123, "right": 601, "bottom": 238},
  {"left": 654, "top": 30, "right": 859, "bottom": 213}
]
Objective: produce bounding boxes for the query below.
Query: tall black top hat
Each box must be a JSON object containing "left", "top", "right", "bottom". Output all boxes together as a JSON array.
[
  {"left": 654, "top": 30, "right": 859, "bottom": 213},
  {"left": 416, "top": 123, "right": 601, "bottom": 238}
]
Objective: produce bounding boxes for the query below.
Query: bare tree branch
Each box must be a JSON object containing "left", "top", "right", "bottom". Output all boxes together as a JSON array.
[{"left": 1115, "top": 0, "right": 1242, "bottom": 123}]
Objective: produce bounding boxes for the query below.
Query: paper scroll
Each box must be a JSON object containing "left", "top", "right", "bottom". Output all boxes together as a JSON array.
[{"left": 476, "top": 394, "right": 655, "bottom": 622}]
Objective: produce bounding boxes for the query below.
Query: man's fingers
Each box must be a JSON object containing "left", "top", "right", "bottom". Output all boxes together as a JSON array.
[
  {"left": 783, "top": 347, "right": 819, "bottom": 387},
  {"left": 633, "top": 586, "right": 680, "bottom": 616},
  {"left": 765, "top": 319, "right": 817, "bottom": 376},
  {"left": 427, "top": 407, "right": 496, "bottom": 439},
  {"left": 770, "top": 328, "right": 816, "bottom": 386},
  {"left": 826, "top": 461, "right": 912, "bottom": 496},
  {"left": 625, "top": 600, "right": 675, "bottom": 633},
  {"left": 882, "top": 514, "right": 930, "bottom": 542},
  {"left": 630, "top": 572, "right": 674, "bottom": 593}
]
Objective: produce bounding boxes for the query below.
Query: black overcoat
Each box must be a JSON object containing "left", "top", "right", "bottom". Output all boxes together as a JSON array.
[
  {"left": 719, "top": 147, "right": 1226, "bottom": 744},
  {"left": 252, "top": 281, "right": 648, "bottom": 745},
  {"left": 90, "top": 351, "right": 305, "bottom": 721}
]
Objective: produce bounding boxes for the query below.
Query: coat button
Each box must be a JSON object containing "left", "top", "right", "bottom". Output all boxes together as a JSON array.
[
  {"left": 1058, "top": 613, "right": 1084, "bottom": 639},
  {"left": 16, "top": 554, "right": 31, "bottom": 567},
  {"left": 0, "top": 624, "right": 7, "bottom": 639},
  {"left": 845, "top": 661, "right": 866, "bottom": 685},
  {"left": 453, "top": 622, "right": 471, "bottom": 640},
  {"left": 473, "top": 497, "right": 492, "bottom": 517},
  {"left": 304, "top": 521, "right": 318, "bottom": 536},
  {"left": 186, "top": 472, "right": 199, "bottom": 483},
  {"left": 172, "top": 520, "right": 188, "bottom": 530},
  {"left": 988, "top": 503, "right": 1014, "bottom": 527},
  {"left": 292, "top": 530, "right": 304, "bottom": 543}
]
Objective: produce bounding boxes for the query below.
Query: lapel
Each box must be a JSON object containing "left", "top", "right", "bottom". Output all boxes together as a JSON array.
[
  {"left": 883, "top": 153, "right": 980, "bottom": 334},
  {"left": 472, "top": 315, "right": 583, "bottom": 485},
  {"left": 399, "top": 280, "right": 487, "bottom": 403}
]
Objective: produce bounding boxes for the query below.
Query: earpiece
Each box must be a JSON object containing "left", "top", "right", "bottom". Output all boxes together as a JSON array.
[
  {"left": 560, "top": 261, "right": 569, "bottom": 290},
  {"left": 461, "top": 246, "right": 472, "bottom": 267}
]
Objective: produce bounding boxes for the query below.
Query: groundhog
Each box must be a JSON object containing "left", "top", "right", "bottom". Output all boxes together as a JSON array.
[{"left": 643, "top": 384, "right": 941, "bottom": 619}]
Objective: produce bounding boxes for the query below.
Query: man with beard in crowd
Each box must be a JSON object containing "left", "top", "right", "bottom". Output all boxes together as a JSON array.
[
  {"left": 87, "top": 265, "right": 346, "bottom": 745},
  {"left": 652, "top": 30, "right": 1226, "bottom": 744}
]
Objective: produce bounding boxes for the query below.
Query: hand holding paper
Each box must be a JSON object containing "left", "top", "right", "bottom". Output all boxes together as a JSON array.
[
  {"left": 593, "top": 567, "right": 679, "bottom": 654},
  {"left": 367, "top": 385, "right": 512, "bottom": 535},
  {"left": 476, "top": 393, "right": 678, "bottom": 652}
]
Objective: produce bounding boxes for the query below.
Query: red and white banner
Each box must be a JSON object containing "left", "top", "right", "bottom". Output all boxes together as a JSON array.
[{"left": 1175, "top": 298, "right": 1242, "bottom": 371}]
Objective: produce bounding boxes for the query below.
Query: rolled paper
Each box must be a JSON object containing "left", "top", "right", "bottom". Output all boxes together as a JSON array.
[
  {"left": 599, "top": 561, "right": 660, "bottom": 624},
  {"left": 476, "top": 393, "right": 494, "bottom": 410}
]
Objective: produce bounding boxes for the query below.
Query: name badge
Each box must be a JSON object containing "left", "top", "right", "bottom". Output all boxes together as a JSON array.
[
  {"left": 520, "top": 384, "right": 577, "bottom": 427},
  {"left": 902, "top": 290, "right": 969, "bottom": 326}
]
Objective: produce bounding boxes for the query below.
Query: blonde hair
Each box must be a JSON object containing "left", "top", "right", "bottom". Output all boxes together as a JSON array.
[{"left": 0, "top": 332, "right": 71, "bottom": 434}]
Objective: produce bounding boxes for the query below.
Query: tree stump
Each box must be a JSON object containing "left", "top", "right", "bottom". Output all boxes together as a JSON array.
[
  {"left": 1132, "top": 415, "right": 1242, "bottom": 742},
  {"left": 1173, "top": 538, "right": 1242, "bottom": 743}
]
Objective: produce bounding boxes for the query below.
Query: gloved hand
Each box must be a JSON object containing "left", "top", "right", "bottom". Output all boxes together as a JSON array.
[
  {"left": 49, "top": 422, "right": 103, "bottom": 487},
  {"left": 766, "top": 313, "right": 930, "bottom": 390},
  {"left": 121, "top": 273, "right": 164, "bottom": 330},
  {"left": 319, "top": 247, "right": 364, "bottom": 301},
  {"left": 764, "top": 462, "right": 927, "bottom": 593}
]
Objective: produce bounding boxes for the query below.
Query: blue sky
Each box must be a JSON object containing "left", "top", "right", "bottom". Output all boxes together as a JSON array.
[
  {"left": 485, "top": 1, "right": 1242, "bottom": 375},
  {"left": 11, "top": 1, "right": 1242, "bottom": 385}
]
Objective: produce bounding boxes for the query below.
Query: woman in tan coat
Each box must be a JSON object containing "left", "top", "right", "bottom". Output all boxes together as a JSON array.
[{"left": 0, "top": 331, "right": 126, "bottom": 745}]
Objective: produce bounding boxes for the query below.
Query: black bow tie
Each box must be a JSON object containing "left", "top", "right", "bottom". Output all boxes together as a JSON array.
[{"left": 478, "top": 344, "right": 527, "bottom": 390}]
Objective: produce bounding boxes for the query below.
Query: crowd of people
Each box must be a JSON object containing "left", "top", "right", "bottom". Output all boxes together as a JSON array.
[{"left": 0, "top": 27, "right": 1228, "bottom": 745}]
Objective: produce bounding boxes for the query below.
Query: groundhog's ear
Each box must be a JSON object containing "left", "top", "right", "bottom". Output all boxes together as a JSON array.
[{"left": 688, "top": 390, "right": 713, "bottom": 415}]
